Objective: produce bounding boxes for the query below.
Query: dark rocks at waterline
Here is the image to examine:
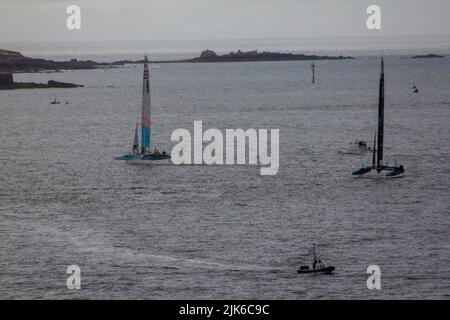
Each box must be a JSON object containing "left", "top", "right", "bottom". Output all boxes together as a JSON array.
[
  {"left": 47, "top": 80, "right": 83, "bottom": 88},
  {"left": 0, "top": 57, "right": 98, "bottom": 73},
  {"left": 411, "top": 53, "right": 445, "bottom": 59},
  {"left": 0, "top": 71, "right": 83, "bottom": 90},
  {"left": 0, "top": 71, "right": 14, "bottom": 86},
  {"left": 0, "top": 79, "right": 83, "bottom": 90}
]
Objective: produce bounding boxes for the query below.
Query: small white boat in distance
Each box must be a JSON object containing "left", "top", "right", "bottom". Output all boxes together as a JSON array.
[
  {"left": 50, "top": 97, "right": 61, "bottom": 105},
  {"left": 338, "top": 140, "right": 371, "bottom": 155}
]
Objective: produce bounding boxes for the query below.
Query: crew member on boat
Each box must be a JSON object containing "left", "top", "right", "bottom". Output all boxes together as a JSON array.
[{"left": 313, "top": 258, "right": 324, "bottom": 269}]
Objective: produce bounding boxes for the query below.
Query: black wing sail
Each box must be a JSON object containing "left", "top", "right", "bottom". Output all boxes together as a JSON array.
[
  {"left": 376, "top": 58, "right": 384, "bottom": 168},
  {"left": 372, "top": 133, "right": 376, "bottom": 168}
]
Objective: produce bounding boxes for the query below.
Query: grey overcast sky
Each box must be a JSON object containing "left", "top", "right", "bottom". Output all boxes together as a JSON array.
[{"left": 1, "top": 0, "right": 449, "bottom": 42}]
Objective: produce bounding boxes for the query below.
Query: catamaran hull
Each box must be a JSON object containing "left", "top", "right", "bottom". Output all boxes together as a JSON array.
[
  {"left": 385, "top": 169, "right": 405, "bottom": 177},
  {"left": 126, "top": 157, "right": 170, "bottom": 165},
  {"left": 115, "top": 153, "right": 171, "bottom": 164},
  {"left": 352, "top": 167, "right": 372, "bottom": 176},
  {"left": 352, "top": 168, "right": 405, "bottom": 178},
  {"left": 125, "top": 157, "right": 171, "bottom": 165},
  {"left": 114, "top": 154, "right": 141, "bottom": 161}
]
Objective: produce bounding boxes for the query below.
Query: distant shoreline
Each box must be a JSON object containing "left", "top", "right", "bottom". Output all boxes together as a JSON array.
[
  {"left": 121, "top": 49, "right": 354, "bottom": 64},
  {"left": 1, "top": 47, "right": 446, "bottom": 76},
  {"left": 0, "top": 48, "right": 353, "bottom": 73},
  {"left": 410, "top": 53, "right": 445, "bottom": 59}
]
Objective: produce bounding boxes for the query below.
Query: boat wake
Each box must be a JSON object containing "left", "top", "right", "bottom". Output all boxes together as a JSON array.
[{"left": 35, "top": 222, "right": 281, "bottom": 273}]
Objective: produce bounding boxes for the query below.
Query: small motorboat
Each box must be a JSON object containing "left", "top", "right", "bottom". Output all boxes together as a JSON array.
[
  {"left": 297, "top": 244, "right": 335, "bottom": 275},
  {"left": 50, "top": 98, "right": 61, "bottom": 105},
  {"left": 297, "top": 265, "right": 335, "bottom": 274},
  {"left": 338, "top": 140, "right": 371, "bottom": 155}
]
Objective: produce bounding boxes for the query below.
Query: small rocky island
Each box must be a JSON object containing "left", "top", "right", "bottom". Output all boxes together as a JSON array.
[
  {"left": 0, "top": 72, "right": 83, "bottom": 90},
  {"left": 411, "top": 53, "right": 445, "bottom": 59},
  {"left": 183, "top": 49, "right": 353, "bottom": 62},
  {"left": 114, "top": 49, "right": 354, "bottom": 64}
]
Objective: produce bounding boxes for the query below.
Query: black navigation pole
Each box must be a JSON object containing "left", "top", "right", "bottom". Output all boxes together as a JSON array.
[{"left": 311, "top": 62, "right": 316, "bottom": 84}]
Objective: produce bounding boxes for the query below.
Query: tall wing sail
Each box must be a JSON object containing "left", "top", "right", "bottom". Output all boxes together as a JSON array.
[
  {"left": 376, "top": 58, "right": 384, "bottom": 167},
  {"left": 141, "top": 56, "right": 151, "bottom": 153}
]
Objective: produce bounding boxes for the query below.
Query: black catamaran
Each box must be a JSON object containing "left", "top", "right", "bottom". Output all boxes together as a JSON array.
[{"left": 352, "top": 58, "right": 405, "bottom": 177}]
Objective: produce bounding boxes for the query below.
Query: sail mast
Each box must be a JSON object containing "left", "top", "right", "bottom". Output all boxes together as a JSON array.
[
  {"left": 376, "top": 58, "right": 384, "bottom": 168},
  {"left": 141, "top": 56, "right": 151, "bottom": 153},
  {"left": 372, "top": 132, "right": 376, "bottom": 168}
]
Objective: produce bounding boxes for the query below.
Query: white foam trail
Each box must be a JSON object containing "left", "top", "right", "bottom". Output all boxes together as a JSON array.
[{"left": 34, "top": 223, "right": 282, "bottom": 272}]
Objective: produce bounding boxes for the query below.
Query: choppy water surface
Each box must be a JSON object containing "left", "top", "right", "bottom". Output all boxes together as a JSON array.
[{"left": 1, "top": 42, "right": 450, "bottom": 299}]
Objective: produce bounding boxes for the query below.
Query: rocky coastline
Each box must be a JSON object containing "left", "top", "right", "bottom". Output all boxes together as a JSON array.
[
  {"left": 104, "top": 49, "right": 354, "bottom": 65},
  {"left": 0, "top": 48, "right": 352, "bottom": 89},
  {"left": 411, "top": 53, "right": 445, "bottom": 59},
  {"left": 0, "top": 49, "right": 85, "bottom": 89},
  {"left": 0, "top": 79, "right": 83, "bottom": 90},
  {"left": 183, "top": 49, "right": 354, "bottom": 63},
  {"left": 0, "top": 48, "right": 354, "bottom": 74},
  {"left": 0, "top": 49, "right": 100, "bottom": 73}
]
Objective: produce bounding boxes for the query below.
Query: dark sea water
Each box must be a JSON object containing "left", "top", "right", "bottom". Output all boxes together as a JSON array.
[{"left": 1, "top": 38, "right": 450, "bottom": 299}]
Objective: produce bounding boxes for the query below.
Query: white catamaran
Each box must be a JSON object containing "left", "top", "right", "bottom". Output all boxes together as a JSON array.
[
  {"left": 115, "top": 56, "right": 171, "bottom": 164},
  {"left": 352, "top": 58, "right": 404, "bottom": 177}
]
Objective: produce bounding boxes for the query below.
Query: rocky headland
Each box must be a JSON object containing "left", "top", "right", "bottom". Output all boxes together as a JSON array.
[
  {"left": 0, "top": 48, "right": 354, "bottom": 73},
  {"left": 0, "top": 48, "right": 99, "bottom": 73},
  {"left": 0, "top": 47, "right": 353, "bottom": 89},
  {"left": 0, "top": 49, "right": 85, "bottom": 89}
]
